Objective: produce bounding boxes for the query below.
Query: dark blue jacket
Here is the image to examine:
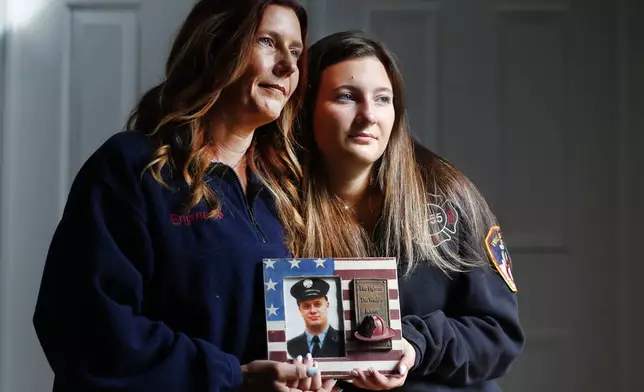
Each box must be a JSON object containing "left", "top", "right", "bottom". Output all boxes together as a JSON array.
[
  {"left": 340, "top": 233, "right": 524, "bottom": 392},
  {"left": 33, "top": 131, "right": 290, "bottom": 391},
  {"left": 400, "top": 261, "right": 524, "bottom": 391}
]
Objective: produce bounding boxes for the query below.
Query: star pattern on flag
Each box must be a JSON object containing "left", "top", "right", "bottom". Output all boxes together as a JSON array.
[
  {"left": 265, "top": 278, "right": 278, "bottom": 291},
  {"left": 314, "top": 258, "right": 326, "bottom": 268},
  {"left": 266, "top": 303, "right": 279, "bottom": 316},
  {"left": 262, "top": 258, "right": 335, "bottom": 322},
  {"left": 264, "top": 259, "right": 277, "bottom": 269}
]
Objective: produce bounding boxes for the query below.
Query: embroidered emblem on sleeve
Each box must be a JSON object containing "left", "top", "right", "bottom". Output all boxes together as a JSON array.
[
  {"left": 484, "top": 226, "right": 517, "bottom": 292},
  {"left": 426, "top": 194, "right": 459, "bottom": 247}
]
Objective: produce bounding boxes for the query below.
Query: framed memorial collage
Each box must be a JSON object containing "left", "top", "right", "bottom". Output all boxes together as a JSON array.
[{"left": 262, "top": 257, "right": 403, "bottom": 378}]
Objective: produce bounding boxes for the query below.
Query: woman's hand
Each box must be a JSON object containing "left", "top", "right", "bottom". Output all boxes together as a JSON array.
[
  {"left": 348, "top": 338, "right": 416, "bottom": 390},
  {"left": 289, "top": 353, "right": 338, "bottom": 392},
  {"left": 241, "top": 357, "right": 337, "bottom": 392}
]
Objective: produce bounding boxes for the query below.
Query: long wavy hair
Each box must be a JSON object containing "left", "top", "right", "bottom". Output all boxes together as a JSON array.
[
  {"left": 127, "top": 0, "right": 308, "bottom": 247},
  {"left": 294, "top": 30, "right": 497, "bottom": 276}
]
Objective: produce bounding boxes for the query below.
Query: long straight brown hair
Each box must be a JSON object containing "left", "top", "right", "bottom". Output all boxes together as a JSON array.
[
  {"left": 293, "top": 31, "right": 498, "bottom": 276},
  {"left": 127, "top": 0, "right": 308, "bottom": 247}
]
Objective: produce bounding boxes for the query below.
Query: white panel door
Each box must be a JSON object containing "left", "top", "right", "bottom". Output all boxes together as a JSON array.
[
  {"left": 307, "top": 0, "right": 621, "bottom": 391},
  {"left": 0, "top": 0, "right": 194, "bottom": 390}
]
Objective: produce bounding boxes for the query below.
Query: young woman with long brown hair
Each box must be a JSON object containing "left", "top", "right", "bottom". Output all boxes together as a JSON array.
[
  {"left": 294, "top": 30, "right": 525, "bottom": 391},
  {"left": 32, "top": 1, "right": 334, "bottom": 391}
]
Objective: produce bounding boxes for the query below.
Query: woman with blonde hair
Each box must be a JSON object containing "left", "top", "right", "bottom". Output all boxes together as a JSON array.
[
  {"left": 294, "top": 30, "right": 525, "bottom": 391},
  {"left": 32, "top": 1, "right": 333, "bottom": 391}
]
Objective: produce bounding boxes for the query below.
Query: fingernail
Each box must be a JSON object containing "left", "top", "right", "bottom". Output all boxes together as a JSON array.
[
  {"left": 296, "top": 355, "right": 302, "bottom": 362},
  {"left": 306, "top": 367, "right": 318, "bottom": 377},
  {"left": 350, "top": 369, "right": 359, "bottom": 377},
  {"left": 306, "top": 353, "right": 313, "bottom": 361},
  {"left": 399, "top": 364, "right": 408, "bottom": 375}
]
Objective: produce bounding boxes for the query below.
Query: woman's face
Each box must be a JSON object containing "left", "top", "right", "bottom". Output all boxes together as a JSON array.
[
  {"left": 312, "top": 56, "right": 395, "bottom": 168},
  {"left": 223, "top": 5, "right": 303, "bottom": 124}
]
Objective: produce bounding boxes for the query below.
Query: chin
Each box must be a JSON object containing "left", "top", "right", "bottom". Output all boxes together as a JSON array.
[
  {"left": 263, "top": 109, "right": 282, "bottom": 121},
  {"left": 345, "top": 151, "right": 382, "bottom": 166},
  {"left": 256, "top": 101, "right": 285, "bottom": 123}
]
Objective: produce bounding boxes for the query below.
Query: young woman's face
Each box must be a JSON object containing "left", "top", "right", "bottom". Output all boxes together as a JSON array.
[{"left": 312, "top": 56, "right": 395, "bottom": 167}]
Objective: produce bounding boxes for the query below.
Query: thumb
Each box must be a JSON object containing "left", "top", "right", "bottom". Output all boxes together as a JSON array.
[
  {"left": 397, "top": 341, "right": 416, "bottom": 376},
  {"left": 274, "top": 362, "right": 318, "bottom": 381},
  {"left": 396, "top": 357, "right": 410, "bottom": 376}
]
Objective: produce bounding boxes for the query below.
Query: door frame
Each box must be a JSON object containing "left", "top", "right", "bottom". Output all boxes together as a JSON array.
[
  {"left": 0, "top": 0, "right": 9, "bottom": 386},
  {"left": 618, "top": 0, "right": 643, "bottom": 390}
]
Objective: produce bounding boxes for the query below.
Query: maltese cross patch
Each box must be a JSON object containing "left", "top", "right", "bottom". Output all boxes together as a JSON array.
[{"left": 426, "top": 194, "right": 459, "bottom": 248}]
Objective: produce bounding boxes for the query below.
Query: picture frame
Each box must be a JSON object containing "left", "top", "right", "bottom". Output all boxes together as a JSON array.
[{"left": 262, "top": 257, "right": 403, "bottom": 378}]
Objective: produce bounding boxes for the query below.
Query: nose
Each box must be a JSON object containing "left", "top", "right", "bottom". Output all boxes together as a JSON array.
[
  {"left": 273, "top": 52, "right": 298, "bottom": 78},
  {"left": 356, "top": 102, "right": 377, "bottom": 126}
]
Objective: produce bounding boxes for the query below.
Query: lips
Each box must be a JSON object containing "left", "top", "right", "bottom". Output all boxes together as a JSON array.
[
  {"left": 349, "top": 132, "right": 377, "bottom": 140},
  {"left": 259, "top": 83, "right": 286, "bottom": 95}
]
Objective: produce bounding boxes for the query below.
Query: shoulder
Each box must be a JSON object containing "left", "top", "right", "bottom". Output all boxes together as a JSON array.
[
  {"left": 287, "top": 333, "right": 307, "bottom": 345},
  {"left": 412, "top": 140, "right": 508, "bottom": 270},
  {"left": 89, "top": 131, "right": 155, "bottom": 174},
  {"left": 64, "top": 131, "right": 160, "bottom": 211},
  {"left": 71, "top": 130, "right": 161, "bottom": 192},
  {"left": 448, "top": 224, "right": 518, "bottom": 295}
]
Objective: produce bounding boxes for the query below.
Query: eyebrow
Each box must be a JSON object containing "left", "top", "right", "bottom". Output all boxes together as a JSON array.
[
  {"left": 261, "top": 30, "right": 303, "bottom": 49},
  {"left": 333, "top": 85, "right": 394, "bottom": 95}
]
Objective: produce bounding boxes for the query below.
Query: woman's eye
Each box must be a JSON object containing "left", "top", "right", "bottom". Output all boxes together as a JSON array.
[
  {"left": 376, "top": 96, "right": 392, "bottom": 104},
  {"left": 259, "top": 37, "right": 273, "bottom": 46}
]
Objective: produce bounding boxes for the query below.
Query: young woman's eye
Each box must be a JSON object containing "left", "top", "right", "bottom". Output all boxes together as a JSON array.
[
  {"left": 376, "top": 95, "right": 392, "bottom": 104},
  {"left": 290, "top": 49, "right": 301, "bottom": 58},
  {"left": 336, "top": 93, "right": 353, "bottom": 101}
]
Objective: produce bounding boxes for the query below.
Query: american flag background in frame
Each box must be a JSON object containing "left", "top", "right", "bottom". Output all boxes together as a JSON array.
[{"left": 262, "top": 257, "right": 403, "bottom": 378}]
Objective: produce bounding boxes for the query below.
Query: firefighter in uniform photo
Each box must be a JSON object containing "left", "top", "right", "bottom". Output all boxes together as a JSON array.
[{"left": 287, "top": 278, "right": 345, "bottom": 359}]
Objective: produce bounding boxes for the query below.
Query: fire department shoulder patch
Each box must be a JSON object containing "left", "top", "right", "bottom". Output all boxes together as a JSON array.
[{"left": 484, "top": 226, "right": 517, "bottom": 292}]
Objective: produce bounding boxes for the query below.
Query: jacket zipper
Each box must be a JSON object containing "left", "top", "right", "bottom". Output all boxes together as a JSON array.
[{"left": 231, "top": 170, "right": 267, "bottom": 244}]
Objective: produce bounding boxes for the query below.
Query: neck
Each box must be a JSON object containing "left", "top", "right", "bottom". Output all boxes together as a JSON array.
[
  {"left": 326, "top": 161, "right": 373, "bottom": 208},
  {"left": 307, "top": 322, "right": 329, "bottom": 335},
  {"left": 207, "top": 107, "right": 261, "bottom": 193},
  {"left": 325, "top": 159, "right": 384, "bottom": 233},
  {"left": 209, "top": 127, "right": 253, "bottom": 167},
  {"left": 208, "top": 110, "right": 256, "bottom": 166}
]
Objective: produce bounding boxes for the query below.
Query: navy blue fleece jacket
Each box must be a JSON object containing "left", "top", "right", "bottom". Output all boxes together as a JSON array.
[
  {"left": 339, "top": 260, "right": 524, "bottom": 392},
  {"left": 33, "top": 131, "right": 290, "bottom": 391}
]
